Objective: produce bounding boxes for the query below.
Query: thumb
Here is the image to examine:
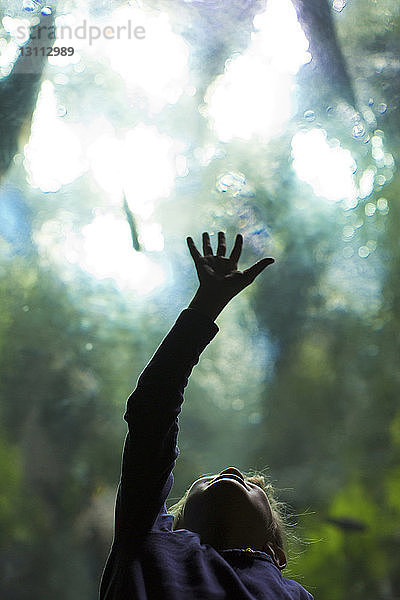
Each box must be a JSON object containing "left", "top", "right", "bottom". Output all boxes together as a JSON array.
[{"left": 242, "top": 257, "right": 274, "bottom": 284}]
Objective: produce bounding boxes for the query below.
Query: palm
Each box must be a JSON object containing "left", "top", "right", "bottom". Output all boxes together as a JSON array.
[
  {"left": 187, "top": 232, "right": 273, "bottom": 298},
  {"left": 199, "top": 254, "right": 238, "bottom": 278}
]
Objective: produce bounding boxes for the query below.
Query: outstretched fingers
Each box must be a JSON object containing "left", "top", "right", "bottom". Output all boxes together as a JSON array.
[
  {"left": 202, "top": 232, "right": 213, "bottom": 256},
  {"left": 242, "top": 257, "right": 274, "bottom": 284},
  {"left": 216, "top": 231, "right": 226, "bottom": 256},
  {"left": 229, "top": 234, "right": 243, "bottom": 264},
  {"left": 187, "top": 237, "right": 201, "bottom": 263}
]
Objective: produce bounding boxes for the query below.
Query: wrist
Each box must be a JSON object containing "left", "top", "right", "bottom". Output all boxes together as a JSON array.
[{"left": 188, "top": 288, "right": 228, "bottom": 321}]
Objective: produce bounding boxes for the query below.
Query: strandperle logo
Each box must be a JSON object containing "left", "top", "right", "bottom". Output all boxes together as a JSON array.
[{"left": 15, "top": 19, "right": 147, "bottom": 46}]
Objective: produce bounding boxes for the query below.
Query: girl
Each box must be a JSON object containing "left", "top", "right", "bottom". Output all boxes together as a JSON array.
[{"left": 100, "top": 232, "right": 313, "bottom": 599}]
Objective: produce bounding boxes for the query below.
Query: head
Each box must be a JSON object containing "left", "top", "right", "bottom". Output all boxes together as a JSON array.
[{"left": 169, "top": 467, "right": 287, "bottom": 570}]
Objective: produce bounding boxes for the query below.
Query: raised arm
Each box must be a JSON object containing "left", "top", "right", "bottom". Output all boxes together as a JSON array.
[{"left": 112, "top": 232, "right": 274, "bottom": 547}]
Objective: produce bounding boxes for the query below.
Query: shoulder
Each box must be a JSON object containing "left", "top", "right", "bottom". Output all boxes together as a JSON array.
[{"left": 282, "top": 576, "right": 314, "bottom": 599}]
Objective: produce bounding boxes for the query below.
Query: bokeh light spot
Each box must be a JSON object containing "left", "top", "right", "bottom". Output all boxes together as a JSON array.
[
  {"left": 291, "top": 128, "right": 357, "bottom": 204},
  {"left": 205, "top": 0, "right": 310, "bottom": 142}
]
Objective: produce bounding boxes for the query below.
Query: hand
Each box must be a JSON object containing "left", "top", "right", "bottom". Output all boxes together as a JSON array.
[{"left": 187, "top": 232, "right": 274, "bottom": 320}]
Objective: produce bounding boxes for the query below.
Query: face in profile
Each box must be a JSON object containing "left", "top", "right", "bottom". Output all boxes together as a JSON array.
[{"left": 179, "top": 466, "right": 285, "bottom": 567}]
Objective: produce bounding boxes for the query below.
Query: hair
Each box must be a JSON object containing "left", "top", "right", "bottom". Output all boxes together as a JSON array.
[{"left": 169, "top": 470, "right": 287, "bottom": 551}]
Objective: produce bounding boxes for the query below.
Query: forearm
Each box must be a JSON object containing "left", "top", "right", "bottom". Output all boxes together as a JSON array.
[
  {"left": 188, "top": 288, "right": 229, "bottom": 322},
  {"left": 115, "top": 309, "right": 219, "bottom": 542},
  {"left": 134, "top": 308, "right": 219, "bottom": 387}
]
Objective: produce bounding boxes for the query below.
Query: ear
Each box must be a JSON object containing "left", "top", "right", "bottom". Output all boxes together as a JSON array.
[{"left": 264, "top": 543, "right": 287, "bottom": 571}]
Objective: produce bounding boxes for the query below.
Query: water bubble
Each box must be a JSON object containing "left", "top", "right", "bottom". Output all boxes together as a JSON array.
[
  {"left": 74, "top": 62, "right": 86, "bottom": 74},
  {"left": 85, "top": 343, "right": 93, "bottom": 351},
  {"left": 303, "top": 109, "right": 315, "bottom": 122},
  {"left": 352, "top": 123, "right": 365, "bottom": 139},
  {"left": 371, "top": 135, "right": 383, "bottom": 147},
  {"left": 358, "top": 246, "right": 370, "bottom": 258},
  {"left": 368, "top": 98, "right": 374, "bottom": 107},
  {"left": 332, "top": 0, "right": 347, "bottom": 12},
  {"left": 359, "top": 167, "right": 375, "bottom": 198},
  {"left": 384, "top": 153, "right": 394, "bottom": 167},
  {"left": 41, "top": 6, "right": 52, "bottom": 15},
  {"left": 363, "top": 108, "right": 375, "bottom": 125},
  {"left": 23, "top": 0, "right": 37, "bottom": 11},
  {"left": 343, "top": 246, "right": 354, "bottom": 258},
  {"left": 326, "top": 106, "right": 335, "bottom": 116},
  {"left": 343, "top": 196, "right": 358, "bottom": 210},
  {"left": 342, "top": 225, "right": 355, "bottom": 240},
  {"left": 377, "top": 103, "right": 387, "bottom": 114},
  {"left": 232, "top": 398, "right": 244, "bottom": 411},
  {"left": 372, "top": 147, "right": 384, "bottom": 161},
  {"left": 376, "top": 174, "right": 386, "bottom": 186},
  {"left": 377, "top": 197, "right": 389, "bottom": 213},
  {"left": 57, "top": 105, "right": 67, "bottom": 117},
  {"left": 364, "top": 202, "right": 376, "bottom": 216},
  {"left": 351, "top": 111, "right": 362, "bottom": 124},
  {"left": 216, "top": 171, "right": 246, "bottom": 195},
  {"left": 383, "top": 169, "right": 393, "bottom": 183},
  {"left": 22, "top": 305, "right": 30, "bottom": 312},
  {"left": 354, "top": 217, "right": 364, "bottom": 229}
]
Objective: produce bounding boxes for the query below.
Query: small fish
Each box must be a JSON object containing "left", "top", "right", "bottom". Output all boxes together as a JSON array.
[
  {"left": 123, "top": 195, "right": 141, "bottom": 251},
  {"left": 326, "top": 516, "right": 367, "bottom": 532}
]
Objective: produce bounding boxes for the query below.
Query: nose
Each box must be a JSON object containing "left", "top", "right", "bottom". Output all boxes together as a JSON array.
[{"left": 219, "top": 467, "right": 245, "bottom": 481}]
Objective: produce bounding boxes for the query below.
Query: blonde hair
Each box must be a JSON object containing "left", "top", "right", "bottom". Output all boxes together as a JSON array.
[{"left": 169, "top": 471, "right": 287, "bottom": 550}]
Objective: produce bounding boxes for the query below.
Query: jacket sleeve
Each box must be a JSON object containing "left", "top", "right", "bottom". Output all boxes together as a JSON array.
[{"left": 113, "top": 308, "right": 219, "bottom": 545}]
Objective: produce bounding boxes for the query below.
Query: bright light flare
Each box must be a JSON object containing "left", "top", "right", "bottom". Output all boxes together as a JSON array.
[
  {"left": 88, "top": 123, "right": 183, "bottom": 218},
  {"left": 79, "top": 214, "right": 165, "bottom": 292},
  {"left": 34, "top": 212, "right": 166, "bottom": 293},
  {"left": 291, "top": 128, "right": 357, "bottom": 204},
  {"left": 102, "top": 6, "right": 189, "bottom": 113},
  {"left": 24, "top": 80, "right": 86, "bottom": 192},
  {"left": 205, "top": 0, "right": 311, "bottom": 142}
]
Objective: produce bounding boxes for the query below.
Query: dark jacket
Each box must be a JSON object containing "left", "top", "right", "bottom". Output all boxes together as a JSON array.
[{"left": 100, "top": 309, "right": 313, "bottom": 599}]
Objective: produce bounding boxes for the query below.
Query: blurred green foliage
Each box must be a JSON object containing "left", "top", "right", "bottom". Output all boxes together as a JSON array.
[{"left": 0, "top": 0, "right": 400, "bottom": 598}]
